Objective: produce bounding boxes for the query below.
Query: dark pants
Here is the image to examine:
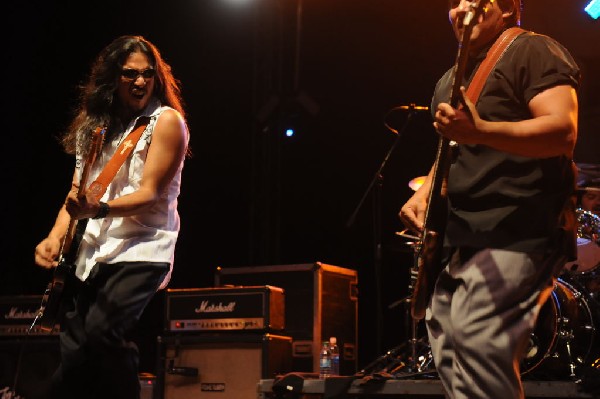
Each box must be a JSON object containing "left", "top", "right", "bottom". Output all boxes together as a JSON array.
[{"left": 51, "top": 261, "right": 169, "bottom": 399}]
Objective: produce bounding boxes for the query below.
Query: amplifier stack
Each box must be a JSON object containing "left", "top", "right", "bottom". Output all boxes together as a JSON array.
[
  {"left": 159, "top": 285, "right": 292, "bottom": 399},
  {"left": 0, "top": 295, "right": 60, "bottom": 399}
]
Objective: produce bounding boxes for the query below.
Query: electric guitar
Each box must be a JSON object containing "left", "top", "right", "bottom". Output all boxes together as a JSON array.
[
  {"left": 411, "top": 0, "right": 491, "bottom": 320},
  {"left": 34, "top": 126, "right": 105, "bottom": 333}
]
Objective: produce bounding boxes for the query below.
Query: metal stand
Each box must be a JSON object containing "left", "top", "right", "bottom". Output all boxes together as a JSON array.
[
  {"left": 355, "top": 233, "right": 436, "bottom": 379},
  {"left": 346, "top": 108, "right": 420, "bottom": 357}
]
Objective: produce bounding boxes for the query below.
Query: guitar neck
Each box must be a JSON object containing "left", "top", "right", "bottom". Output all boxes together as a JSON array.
[
  {"left": 59, "top": 219, "right": 78, "bottom": 261},
  {"left": 423, "top": 137, "right": 452, "bottom": 233},
  {"left": 422, "top": 0, "right": 490, "bottom": 233},
  {"left": 57, "top": 126, "right": 105, "bottom": 262}
]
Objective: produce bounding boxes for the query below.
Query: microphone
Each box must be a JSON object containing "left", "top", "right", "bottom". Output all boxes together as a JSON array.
[{"left": 383, "top": 103, "right": 430, "bottom": 135}]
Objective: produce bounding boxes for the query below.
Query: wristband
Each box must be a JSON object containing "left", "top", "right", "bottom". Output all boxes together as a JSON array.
[{"left": 93, "top": 202, "right": 110, "bottom": 219}]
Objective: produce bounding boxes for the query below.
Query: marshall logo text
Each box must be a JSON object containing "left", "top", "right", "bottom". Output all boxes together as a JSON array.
[{"left": 195, "top": 301, "right": 236, "bottom": 313}]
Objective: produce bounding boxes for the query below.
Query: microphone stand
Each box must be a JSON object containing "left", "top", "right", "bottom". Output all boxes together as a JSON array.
[{"left": 346, "top": 107, "right": 420, "bottom": 357}]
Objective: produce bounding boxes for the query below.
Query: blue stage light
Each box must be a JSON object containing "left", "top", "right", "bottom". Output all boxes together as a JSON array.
[{"left": 585, "top": 0, "right": 600, "bottom": 19}]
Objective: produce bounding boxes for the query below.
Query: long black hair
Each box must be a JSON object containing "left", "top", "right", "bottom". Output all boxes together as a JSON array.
[{"left": 61, "top": 35, "right": 187, "bottom": 157}]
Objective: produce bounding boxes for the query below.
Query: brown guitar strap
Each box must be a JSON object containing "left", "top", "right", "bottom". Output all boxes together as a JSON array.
[
  {"left": 87, "top": 116, "right": 150, "bottom": 200},
  {"left": 465, "top": 27, "right": 526, "bottom": 104}
]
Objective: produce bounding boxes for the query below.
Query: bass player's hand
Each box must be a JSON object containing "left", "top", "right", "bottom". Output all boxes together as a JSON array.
[
  {"left": 433, "top": 87, "right": 482, "bottom": 145},
  {"left": 399, "top": 169, "right": 434, "bottom": 234},
  {"left": 399, "top": 192, "right": 427, "bottom": 234}
]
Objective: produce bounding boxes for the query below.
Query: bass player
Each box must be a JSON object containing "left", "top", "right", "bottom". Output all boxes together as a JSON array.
[{"left": 399, "top": 1, "right": 580, "bottom": 398}]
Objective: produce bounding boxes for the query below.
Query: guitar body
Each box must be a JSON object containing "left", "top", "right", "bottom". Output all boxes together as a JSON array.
[
  {"left": 39, "top": 261, "right": 71, "bottom": 332},
  {"left": 35, "top": 127, "right": 105, "bottom": 333},
  {"left": 38, "top": 220, "right": 88, "bottom": 332}
]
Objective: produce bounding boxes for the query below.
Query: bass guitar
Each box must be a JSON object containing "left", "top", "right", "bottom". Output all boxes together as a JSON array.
[
  {"left": 411, "top": 0, "right": 491, "bottom": 320},
  {"left": 33, "top": 126, "right": 105, "bottom": 333}
]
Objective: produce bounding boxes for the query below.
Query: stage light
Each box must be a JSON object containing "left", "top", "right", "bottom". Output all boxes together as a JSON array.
[
  {"left": 222, "top": 0, "right": 252, "bottom": 4},
  {"left": 285, "top": 128, "right": 295, "bottom": 137},
  {"left": 585, "top": 0, "right": 600, "bottom": 19}
]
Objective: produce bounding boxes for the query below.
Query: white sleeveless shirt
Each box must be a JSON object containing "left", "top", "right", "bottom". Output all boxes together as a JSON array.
[{"left": 74, "top": 98, "right": 186, "bottom": 289}]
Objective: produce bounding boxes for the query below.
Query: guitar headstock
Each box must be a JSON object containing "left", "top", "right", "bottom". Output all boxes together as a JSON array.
[{"left": 91, "top": 126, "right": 106, "bottom": 155}]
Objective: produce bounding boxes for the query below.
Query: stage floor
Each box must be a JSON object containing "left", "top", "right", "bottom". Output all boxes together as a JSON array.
[{"left": 257, "top": 377, "right": 596, "bottom": 398}]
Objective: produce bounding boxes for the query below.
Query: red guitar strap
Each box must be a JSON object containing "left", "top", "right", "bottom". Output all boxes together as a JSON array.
[
  {"left": 465, "top": 27, "right": 526, "bottom": 104},
  {"left": 87, "top": 116, "right": 150, "bottom": 200}
]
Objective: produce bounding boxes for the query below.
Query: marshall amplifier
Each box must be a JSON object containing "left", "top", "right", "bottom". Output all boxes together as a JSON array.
[
  {"left": 0, "top": 295, "right": 59, "bottom": 336},
  {"left": 0, "top": 297, "right": 60, "bottom": 398},
  {"left": 156, "top": 333, "right": 292, "bottom": 399},
  {"left": 165, "top": 286, "right": 284, "bottom": 333}
]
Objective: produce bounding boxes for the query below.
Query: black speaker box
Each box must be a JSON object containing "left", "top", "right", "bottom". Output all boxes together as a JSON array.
[
  {"left": 156, "top": 333, "right": 292, "bottom": 399},
  {"left": 0, "top": 337, "right": 60, "bottom": 399},
  {"left": 215, "top": 262, "right": 358, "bottom": 375}
]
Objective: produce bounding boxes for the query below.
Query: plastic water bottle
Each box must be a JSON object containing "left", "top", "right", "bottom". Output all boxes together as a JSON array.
[
  {"left": 329, "top": 336, "right": 340, "bottom": 376},
  {"left": 319, "top": 341, "right": 332, "bottom": 379}
]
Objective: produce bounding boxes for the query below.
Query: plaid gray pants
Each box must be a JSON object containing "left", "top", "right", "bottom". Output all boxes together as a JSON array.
[{"left": 426, "top": 248, "right": 562, "bottom": 399}]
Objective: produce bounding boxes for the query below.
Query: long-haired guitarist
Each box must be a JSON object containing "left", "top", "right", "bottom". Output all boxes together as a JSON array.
[
  {"left": 34, "top": 35, "right": 190, "bottom": 399},
  {"left": 399, "top": 1, "right": 579, "bottom": 398}
]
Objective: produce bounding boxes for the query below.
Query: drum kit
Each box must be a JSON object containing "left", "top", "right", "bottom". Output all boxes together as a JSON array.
[{"left": 359, "top": 164, "right": 600, "bottom": 382}]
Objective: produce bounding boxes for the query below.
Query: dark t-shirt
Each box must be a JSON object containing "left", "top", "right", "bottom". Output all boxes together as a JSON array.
[{"left": 431, "top": 30, "right": 580, "bottom": 253}]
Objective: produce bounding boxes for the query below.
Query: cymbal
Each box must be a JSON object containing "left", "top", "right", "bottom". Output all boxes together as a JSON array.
[{"left": 408, "top": 176, "right": 427, "bottom": 191}]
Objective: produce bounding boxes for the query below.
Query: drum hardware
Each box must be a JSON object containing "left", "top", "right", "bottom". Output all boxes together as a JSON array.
[
  {"left": 557, "top": 319, "right": 577, "bottom": 378},
  {"left": 364, "top": 186, "right": 600, "bottom": 382},
  {"left": 522, "top": 278, "right": 600, "bottom": 380},
  {"left": 362, "top": 265, "right": 600, "bottom": 382},
  {"left": 355, "top": 228, "right": 437, "bottom": 380},
  {"left": 563, "top": 207, "right": 600, "bottom": 314},
  {"left": 355, "top": 336, "right": 436, "bottom": 380},
  {"left": 576, "top": 209, "right": 600, "bottom": 246}
]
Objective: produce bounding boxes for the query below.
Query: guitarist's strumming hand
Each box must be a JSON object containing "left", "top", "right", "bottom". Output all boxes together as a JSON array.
[
  {"left": 34, "top": 181, "right": 102, "bottom": 269},
  {"left": 433, "top": 86, "right": 484, "bottom": 145},
  {"left": 399, "top": 173, "right": 433, "bottom": 236},
  {"left": 34, "top": 186, "right": 77, "bottom": 269},
  {"left": 35, "top": 236, "right": 62, "bottom": 269}
]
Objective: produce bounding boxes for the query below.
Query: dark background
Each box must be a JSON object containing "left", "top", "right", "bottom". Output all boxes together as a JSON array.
[{"left": 3, "top": 0, "right": 599, "bottom": 373}]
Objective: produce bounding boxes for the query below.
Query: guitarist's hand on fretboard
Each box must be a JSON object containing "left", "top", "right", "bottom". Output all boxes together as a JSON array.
[
  {"left": 64, "top": 189, "right": 101, "bottom": 220},
  {"left": 433, "top": 87, "right": 482, "bottom": 145}
]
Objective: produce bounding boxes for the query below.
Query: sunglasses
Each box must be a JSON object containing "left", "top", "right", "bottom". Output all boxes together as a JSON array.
[{"left": 120, "top": 68, "right": 156, "bottom": 81}]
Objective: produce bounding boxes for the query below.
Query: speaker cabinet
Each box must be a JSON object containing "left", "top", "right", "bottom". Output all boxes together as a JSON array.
[
  {"left": 157, "top": 333, "right": 292, "bottom": 399},
  {"left": 215, "top": 262, "right": 358, "bottom": 375},
  {"left": 0, "top": 337, "right": 60, "bottom": 399}
]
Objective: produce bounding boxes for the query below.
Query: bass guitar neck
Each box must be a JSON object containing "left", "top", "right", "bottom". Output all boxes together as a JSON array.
[{"left": 410, "top": 0, "right": 491, "bottom": 320}]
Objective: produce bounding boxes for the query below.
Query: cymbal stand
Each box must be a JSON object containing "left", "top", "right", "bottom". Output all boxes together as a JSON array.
[{"left": 389, "top": 231, "right": 435, "bottom": 376}]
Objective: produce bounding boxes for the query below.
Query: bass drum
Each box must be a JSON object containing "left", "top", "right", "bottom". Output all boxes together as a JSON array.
[{"left": 521, "top": 278, "right": 600, "bottom": 379}]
